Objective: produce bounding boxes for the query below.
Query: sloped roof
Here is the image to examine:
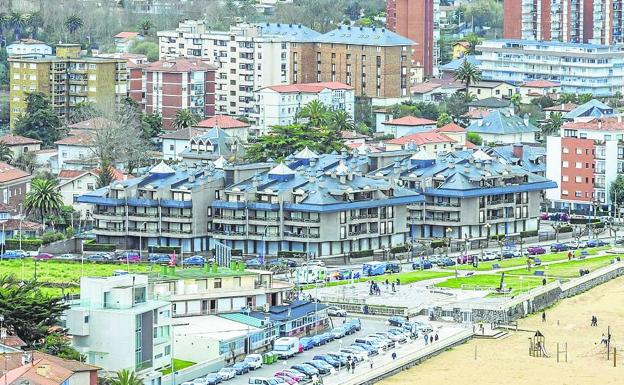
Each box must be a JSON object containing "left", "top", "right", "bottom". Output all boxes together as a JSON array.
[
  {"left": 114, "top": 31, "right": 140, "bottom": 39},
  {"left": 54, "top": 132, "right": 95, "bottom": 146},
  {"left": 0, "top": 358, "right": 73, "bottom": 385},
  {"left": 317, "top": 26, "right": 414, "bottom": 46},
  {"left": 562, "top": 117, "right": 624, "bottom": 131},
  {"left": 434, "top": 123, "right": 466, "bottom": 133},
  {"left": 0, "top": 162, "right": 30, "bottom": 183},
  {"left": 522, "top": 80, "right": 560, "bottom": 88},
  {"left": 256, "top": 23, "right": 322, "bottom": 43},
  {"left": 470, "top": 80, "right": 514, "bottom": 89},
  {"left": 160, "top": 127, "right": 206, "bottom": 140},
  {"left": 269, "top": 163, "right": 295, "bottom": 176},
  {"left": 147, "top": 58, "right": 216, "bottom": 72},
  {"left": 67, "top": 117, "right": 115, "bottom": 131},
  {"left": 564, "top": 99, "right": 614, "bottom": 119},
  {"left": 467, "top": 111, "right": 539, "bottom": 135},
  {"left": 265, "top": 82, "right": 353, "bottom": 93},
  {"left": 382, "top": 116, "right": 436, "bottom": 126},
  {"left": 440, "top": 55, "right": 481, "bottom": 71},
  {"left": 294, "top": 146, "right": 319, "bottom": 159},
  {"left": 386, "top": 132, "right": 456, "bottom": 146},
  {"left": 149, "top": 161, "right": 175, "bottom": 175},
  {"left": 467, "top": 97, "right": 511, "bottom": 109},
  {"left": 0, "top": 134, "right": 42, "bottom": 145},
  {"left": 411, "top": 82, "right": 442, "bottom": 94},
  {"left": 59, "top": 170, "right": 88, "bottom": 179},
  {"left": 544, "top": 103, "right": 577, "bottom": 112},
  {"left": 194, "top": 115, "right": 250, "bottom": 129}
]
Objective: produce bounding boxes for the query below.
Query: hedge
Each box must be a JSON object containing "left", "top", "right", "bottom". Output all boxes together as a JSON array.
[
  {"left": 593, "top": 222, "right": 606, "bottom": 229},
  {"left": 570, "top": 217, "right": 602, "bottom": 225},
  {"left": 490, "top": 234, "right": 507, "bottom": 241},
  {"left": 349, "top": 250, "right": 374, "bottom": 258},
  {"left": 390, "top": 245, "right": 409, "bottom": 254},
  {"left": 82, "top": 240, "right": 116, "bottom": 252},
  {"left": 430, "top": 240, "right": 446, "bottom": 249},
  {"left": 520, "top": 230, "right": 538, "bottom": 238},
  {"left": 5, "top": 239, "right": 42, "bottom": 251},
  {"left": 277, "top": 251, "right": 307, "bottom": 259},
  {"left": 148, "top": 246, "right": 181, "bottom": 254},
  {"left": 231, "top": 249, "right": 243, "bottom": 257},
  {"left": 559, "top": 225, "right": 573, "bottom": 233}
]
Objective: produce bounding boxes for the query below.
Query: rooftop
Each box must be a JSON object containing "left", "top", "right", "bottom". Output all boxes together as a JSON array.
[
  {"left": 317, "top": 26, "right": 414, "bottom": 46},
  {"left": 543, "top": 103, "right": 577, "bottom": 112},
  {"left": 467, "top": 111, "right": 539, "bottom": 135},
  {"left": 194, "top": 115, "right": 250, "bottom": 129},
  {"left": 440, "top": 55, "right": 481, "bottom": 71},
  {"left": 54, "top": 132, "right": 95, "bottom": 146},
  {"left": 173, "top": 315, "right": 261, "bottom": 341},
  {"left": 0, "top": 162, "right": 30, "bottom": 183},
  {"left": 114, "top": 31, "right": 140, "bottom": 39},
  {"left": 249, "top": 300, "right": 327, "bottom": 322},
  {"left": 256, "top": 23, "right": 322, "bottom": 43},
  {"left": 264, "top": 82, "right": 353, "bottom": 93},
  {"left": 160, "top": 127, "right": 207, "bottom": 140},
  {"left": 147, "top": 58, "right": 216, "bottom": 72},
  {"left": 386, "top": 132, "right": 456, "bottom": 146},
  {"left": 564, "top": 99, "right": 614, "bottom": 119},
  {"left": 411, "top": 82, "right": 442, "bottom": 94},
  {"left": 467, "top": 97, "right": 511, "bottom": 109},
  {"left": 67, "top": 117, "right": 115, "bottom": 131},
  {"left": 0, "top": 359, "right": 72, "bottom": 385},
  {"left": 382, "top": 116, "right": 437, "bottom": 126},
  {"left": 146, "top": 266, "right": 257, "bottom": 282},
  {"left": 562, "top": 117, "right": 624, "bottom": 132},
  {"left": 434, "top": 123, "right": 466, "bottom": 133},
  {"left": 522, "top": 80, "right": 561, "bottom": 88},
  {"left": 0, "top": 134, "right": 42, "bottom": 145}
]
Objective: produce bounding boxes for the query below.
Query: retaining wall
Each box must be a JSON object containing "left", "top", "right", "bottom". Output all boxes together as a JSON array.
[
  {"left": 161, "top": 357, "right": 224, "bottom": 385},
  {"left": 39, "top": 238, "right": 83, "bottom": 254}
]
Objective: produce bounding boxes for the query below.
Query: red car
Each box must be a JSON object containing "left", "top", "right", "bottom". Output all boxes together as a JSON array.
[
  {"left": 34, "top": 252, "right": 54, "bottom": 260},
  {"left": 527, "top": 246, "right": 546, "bottom": 255}
]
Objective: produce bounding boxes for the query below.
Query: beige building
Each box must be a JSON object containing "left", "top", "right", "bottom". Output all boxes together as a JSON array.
[
  {"left": 0, "top": 134, "right": 41, "bottom": 157},
  {"left": 468, "top": 81, "right": 516, "bottom": 100}
]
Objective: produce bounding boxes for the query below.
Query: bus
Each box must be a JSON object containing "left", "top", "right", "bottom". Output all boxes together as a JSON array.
[
  {"left": 362, "top": 262, "right": 387, "bottom": 276},
  {"left": 293, "top": 265, "right": 327, "bottom": 284}
]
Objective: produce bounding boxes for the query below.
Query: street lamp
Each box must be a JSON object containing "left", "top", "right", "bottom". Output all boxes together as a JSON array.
[
  {"left": 484, "top": 223, "right": 492, "bottom": 248},
  {"left": 445, "top": 227, "right": 453, "bottom": 258},
  {"left": 18, "top": 204, "right": 23, "bottom": 252}
]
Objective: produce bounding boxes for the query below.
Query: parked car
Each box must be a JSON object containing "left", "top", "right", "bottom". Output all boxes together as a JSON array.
[
  {"left": 367, "top": 334, "right": 395, "bottom": 349},
  {"left": 245, "top": 258, "right": 264, "bottom": 268},
  {"left": 387, "top": 328, "right": 410, "bottom": 341},
  {"left": 586, "top": 239, "right": 608, "bottom": 247},
  {"left": 320, "top": 332, "right": 334, "bottom": 343},
  {"left": 272, "top": 375, "right": 297, "bottom": 385},
  {"left": 1, "top": 250, "right": 27, "bottom": 259},
  {"left": 183, "top": 255, "right": 206, "bottom": 266},
  {"left": 118, "top": 252, "right": 141, "bottom": 263},
  {"left": 306, "top": 360, "right": 333, "bottom": 374},
  {"left": 34, "top": 252, "right": 54, "bottom": 260},
  {"left": 539, "top": 212, "right": 550, "bottom": 220},
  {"left": 567, "top": 241, "right": 580, "bottom": 250},
  {"left": 385, "top": 262, "right": 401, "bottom": 273},
  {"left": 326, "top": 306, "right": 347, "bottom": 317},
  {"left": 290, "top": 364, "right": 319, "bottom": 378},
  {"left": 56, "top": 253, "right": 76, "bottom": 260},
  {"left": 311, "top": 335, "right": 325, "bottom": 346},
  {"left": 217, "top": 368, "right": 236, "bottom": 381},
  {"left": 388, "top": 316, "right": 407, "bottom": 327},
  {"left": 533, "top": 257, "right": 542, "bottom": 266},
  {"left": 149, "top": 254, "right": 172, "bottom": 264},
  {"left": 330, "top": 327, "right": 346, "bottom": 339},
  {"left": 550, "top": 243, "right": 569, "bottom": 252},
  {"left": 481, "top": 251, "right": 499, "bottom": 261},
  {"left": 325, "top": 352, "right": 348, "bottom": 366},
  {"left": 437, "top": 257, "right": 456, "bottom": 267},
  {"left": 232, "top": 362, "right": 250, "bottom": 375},
  {"left": 339, "top": 348, "right": 366, "bottom": 362},
  {"left": 378, "top": 331, "right": 405, "bottom": 343},
  {"left": 274, "top": 370, "right": 304, "bottom": 382},
  {"left": 312, "top": 354, "right": 340, "bottom": 369},
  {"left": 413, "top": 321, "right": 434, "bottom": 333},
  {"left": 204, "top": 373, "right": 222, "bottom": 385},
  {"left": 244, "top": 354, "right": 263, "bottom": 370},
  {"left": 298, "top": 337, "right": 314, "bottom": 351},
  {"left": 412, "top": 259, "right": 432, "bottom": 270},
  {"left": 345, "top": 318, "right": 361, "bottom": 331},
  {"left": 86, "top": 253, "right": 113, "bottom": 261},
  {"left": 527, "top": 246, "right": 546, "bottom": 255},
  {"left": 349, "top": 343, "right": 377, "bottom": 356}
]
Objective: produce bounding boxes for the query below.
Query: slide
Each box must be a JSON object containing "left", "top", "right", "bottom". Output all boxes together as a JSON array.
[{"left": 540, "top": 345, "right": 551, "bottom": 358}]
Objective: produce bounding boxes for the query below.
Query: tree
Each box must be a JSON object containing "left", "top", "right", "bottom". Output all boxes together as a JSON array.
[
  {"left": 329, "top": 109, "right": 355, "bottom": 132},
  {"left": 23, "top": 178, "right": 63, "bottom": 227},
  {"left": 107, "top": 369, "right": 144, "bottom": 385},
  {"left": 0, "top": 275, "right": 68, "bottom": 346},
  {"left": 436, "top": 112, "right": 452, "bottom": 128},
  {"left": 27, "top": 12, "right": 43, "bottom": 38},
  {"left": 466, "top": 132, "right": 483, "bottom": 145},
  {"left": 454, "top": 60, "right": 481, "bottom": 92},
  {"left": 610, "top": 175, "right": 624, "bottom": 205},
  {"left": 0, "top": 140, "right": 12, "bottom": 162},
  {"left": 297, "top": 100, "right": 331, "bottom": 127},
  {"left": 64, "top": 14, "right": 83, "bottom": 36},
  {"left": 129, "top": 41, "right": 159, "bottom": 61},
  {"left": 139, "top": 18, "right": 154, "bottom": 36},
  {"left": 445, "top": 92, "right": 476, "bottom": 122},
  {"left": 0, "top": 46, "right": 8, "bottom": 88},
  {"left": 172, "top": 109, "right": 200, "bottom": 129},
  {"left": 542, "top": 112, "right": 564, "bottom": 137},
  {"left": 39, "top": 333, "right": 83, "bottom": 361},
  {"left": 97, "top": 160, "right": 115, "bottom": 188},
  {"left": 141, "top": 112, "right": 163, "bottom": 139},
  {"left": 11, "top": 151, "right": 37, "bottom": 173},
  {"left": 465, "top": 33, "right": 481, "bottom": 55},
  {"left": 510, "top": 93, "right": 521, "bottom": 113},
  {"left": 464, "top": 0, "right": 503, "bottom": 32},
  {"left": 13, "top": 92, "right": 61, "bottom": 147},
  {"left": 9, "top": 12, "right": 28, "bottom": 40}
]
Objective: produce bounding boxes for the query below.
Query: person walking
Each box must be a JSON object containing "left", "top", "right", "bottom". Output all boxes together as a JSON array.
[
  {"left": 369, "top": 358, "right": 373, "bottom": 369},
  {"left": 351, "top": 360, "right": 356, "bottom": 374},
  {"left": 424, "top": 334, "right": 429, "bottom": 345},
  {"left": 434, "top": 334, "right": 439, "bottom": 342},
  {"left": 542, "top": 312, "right": 546, "bottom": 322},
  {"left": 391, "top": 352, "right": 397, "bottom": 360}
]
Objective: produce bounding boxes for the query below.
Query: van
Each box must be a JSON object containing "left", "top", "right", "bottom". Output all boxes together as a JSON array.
[
  {"left": 244, "top": 353, "right": 263, "bottom": 369},
  {"left": 273, "top": 337, "right": 300, "bottom": 359},
  {"left": 248, "top": 378, "right": 278, "bottom": 385}
]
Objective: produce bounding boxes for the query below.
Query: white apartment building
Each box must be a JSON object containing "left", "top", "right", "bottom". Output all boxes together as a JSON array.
[
  {"left": 253, "top": 82, "right": 355, "bottom": 134},
  {"left": 478, "top": 39, "right": 624, "bottom": 97},
  {"left": 6, "top": 39, "right": 52, "bottom": 56},
  {"left": 158, "top": 21, "right": 320, "bottom": 118},
  {"left": 64, "top": 275, "right": 172, "bottom": 376}
]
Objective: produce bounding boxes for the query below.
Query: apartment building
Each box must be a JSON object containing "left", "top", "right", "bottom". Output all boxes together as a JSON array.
[
  {"left": 291, "top": 26, "right": 414, "bottom": 101},
  {"left": 386, "top": 0, "right": 440, "bottom": 78},
  {"left": 371, "top": 149, "right": 556, "bottom": 240},
  {"left": 64, "top": 275, "right": 171, "bottom": 376},
  {"left": 148, "top": 264, "right": 293, "bottom": 316},
  {"left": 6, "top": 38, "right": 52, "bottom": 56},
  {"left": 253, "top": 82, "right": 355, "bottom": 135},
  {"left": 546, "top": 116, "right": 624, "bottom": 211},
  {"left": 478, "top": 39, "right": 624, "bottom": 96},
  {"left": 211, "top": 150, "right": 423, "bottom": 257},
  {"left": 143, "top": 58, "right": 216, "bottom": 129},
  {"left": 8, "top": 44, "right": 127, "bottom": 125},
  {"left": 504, "top": 0, "right": 624, "bottom": 44},
  {"left": 158, "top": 21, "right": 319, "bottom": 117}
]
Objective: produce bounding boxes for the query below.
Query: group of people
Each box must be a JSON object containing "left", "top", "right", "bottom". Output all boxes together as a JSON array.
[
  {"left": 423, "top": 333, "right": 439, "bottom": 345},
  {"left": 369, "top": 281, "right": 382, "bottom": 295},
  {"left": 345, "top": 357, "right": 357, "bottom": 373},
  {"left": 590, "top": 315, "right": 599, "bottom": 327}
]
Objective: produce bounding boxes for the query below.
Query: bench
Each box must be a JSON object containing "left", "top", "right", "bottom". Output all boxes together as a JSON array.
[
  {"left": 466, "top": 272, "right": 475, "bottom": 276},
  {"left": 580, "top": 251, "right": 589, "bottom": 259},
  {"left": 492, "top": 264, "right": 501, "bottom": 269},
  {"left": 534, "top": 270, "right": 545, "bottom": 276}
]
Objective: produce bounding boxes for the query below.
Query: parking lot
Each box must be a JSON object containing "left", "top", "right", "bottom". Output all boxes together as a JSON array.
[{"left": 193, "top": 316, "right": 465, "bottom": 385}]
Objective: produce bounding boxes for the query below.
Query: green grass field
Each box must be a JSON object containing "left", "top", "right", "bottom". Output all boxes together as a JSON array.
[
  {"left": 504, "top": 254, "right": 621, "bottom": 278},
  {"left": 435, "top": 274, "right": 557, "bottom": 296},
  {"left": 160, "top": 359, "right": 196, "bottom": 375}
]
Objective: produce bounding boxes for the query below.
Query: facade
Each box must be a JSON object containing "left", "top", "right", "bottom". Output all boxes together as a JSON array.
[
  {"left": 6, "top": 39, "right": 52, "bottom": 56},
  {"left": 65, "top": 275, "right": 171, "bottom": 375},
  {"left": 546, "top": 116, "right": 624, "bottom": 211},
  {"left": 291, "top": 26, "right": 414, "bottom": 100},
  {"left": 478, "top": 39, "right": 624, "bottom": 96},
  {"left": 467, "top": 111, "right": 539, "bottom": 144},
  {"left": 194, "top": 115, "right": 251, "bottom": 142},
  {"left": 8, "top": 44, "right": 128, "bottom": 125},
  {"left": 370, "top": 149, "right": 557, "bottom": 240},
  {"left": 519, "top": 80, "right": 561, "bottom": 103},
  {"left": 0, "top": 134, "right": 41, "bottom": 158},
  {"left": 158, "top": 21, "right": 317, "bottom": 117},
  {"left": 55, "top": 132, "right": 97, "bottom": 170},
  {"left": 384, "top": 132, "right": 456, "bottom": 152},
  {"left": 161, "top": 127, "right": 208, "bottom": 161},
  {"left": 379, "top": 116, "right": 437, "bottom": 137},
  {"left": 58, "top": 170, "right": 129, "bottom": 219},
  {"left": 468, "top": 81, "right": 516, "bottom": 100},
  {"left": 254, "top": 82, "right": 355, "bottom": 135},
  {"left": 143, "top": 58, "right": 216, "bottom": 129},
  {"left": 0, "top": 162, "right": 31, "bottom": 211},
  {"left": 113, "top": 32, "right": 143, "bottom": 53},
  {"left": 386, "top": 0, "right": 440, "bottom": 77},
  {"left": 249, "top": 300, "right": 329, "bottom": 338}
]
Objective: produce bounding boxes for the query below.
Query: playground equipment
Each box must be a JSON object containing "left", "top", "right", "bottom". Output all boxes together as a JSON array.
[
  {"left": 556, "top": 342, "right": 568, "bottom": 363},
  {"left": 529, "top": 330, "right": 550, "bottom": 358}
]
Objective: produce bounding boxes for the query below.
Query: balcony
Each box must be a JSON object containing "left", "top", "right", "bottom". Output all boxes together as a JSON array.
[
  {"left": 348, "top": 230, "right": 369, "bottom": 236},
  {"left": 248, "top": 216, "right": 280, "bottom": 223},
  {"left": 214, "top": 214, "right": 247, "bottom": 221},
  {"left": 93, "top": 210, "right": 125, "bottom": 219},
  {"left": 425, "top": 216, "right": 460, "bottom": 223},
  {"left": 283, "top": 232, "right": 320, "bottom": 239},
  {"left": 94, "top": 227, "right": 125, "bottom": 236},
  {"left": 426, "top": 201, "right": 461, "bottom": 208},
  {"left": 162, "top": 214, "right": 193, "bottom": 223},
  {"left": 161, "top": 228, "right": 193, "bottom": 238},
  {"left": 486, "top": 198, "right": 515, "bottom": 206},
  {"left": 284, "top": 217, "right": 321, "bottom": 223},
  {"left": 349, "top": 214, "right": 378, "bottom": 221}
]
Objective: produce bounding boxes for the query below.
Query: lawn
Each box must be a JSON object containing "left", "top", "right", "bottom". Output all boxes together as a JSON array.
[
  {"left": 160, "top": 359, "right": 196, "bottom": 375},
  {"left": 504, "top": 254, "right": 621, "bottom": 278},
  {"left": 302, "top": 270, "right": 453, "bottom": 290},
  {"left": 450, "top": 246, "right": 610, "bottom": 271},
  {"left": 435, "top": 274, "right": 557, "bottom": 296}
]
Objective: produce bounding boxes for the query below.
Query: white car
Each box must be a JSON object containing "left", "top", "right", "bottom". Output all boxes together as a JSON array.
[
  {"left": 377, "top": 331, "right": 405, "bottom": 343},
  {"left": 414, "top": 321, "right": 434, "bottom": 333},
  {"left": 217, "top": 367, "right": 236, "bottom": 381},
  {"left": 481, "top": 251, "right": 499, "bottom": 261},
  {"left": 339, "top": 348, "right": 366, "bottom": 362},
  {"left": 244, "top": 354, "right": 263, "bottom": 370},
  {"left": 326, "top": 306, "right": 347, "bottom": 317},
  {"left": 57, "top": 254, "right": 76, "bottom": 260}
]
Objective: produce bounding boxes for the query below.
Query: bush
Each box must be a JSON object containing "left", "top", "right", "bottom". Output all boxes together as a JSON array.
[
  {"left": 5, "top": 238, "right": 42, "bottom": 251},
  {"left": 41, "top": 231, "right": 65, "bottom": 245},
  {"left": 148, "top": 246, "right": 181, "bottom": 254},
  {"left": 520, "top": 230, "right": 538, "bottom": 238},
  {"left": 277, "top": 251, "right": 307, "bottom": 259},
  {"left": 349, "top": 250, "right": 373, "bottom": 258},
  {"left": 559, "top": 225, "right": 573, "bottom": 233},
  {"left": 390, "top": 245, "right": 409, "bottom": 254},
  {"left": 82, "top": 240, "right": 115, "bottom": 252},
  {"left": 65, "top": 226, "right": 75, "bottom": 238},
  {"left": 489, "top": 234, "right": 507, "bottom": 241},
  {"left": 430, "top": 240, "right": 446, "bottom": 249}
]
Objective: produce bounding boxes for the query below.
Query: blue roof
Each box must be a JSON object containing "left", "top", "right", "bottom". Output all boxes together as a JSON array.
[
  {"left": 440, "top": 55, "right": 481, "bottom": 71},
  {"left": 248, "top": 300, "right": 327, "bottom": 322},
  {"left": 467, "top": 111, "right": 539, "bottom": 135},
  {"left": 317, "top": 26, "right": 414, "bottom": 46},
  {"left": 256, "top": 23, "right": 322, "bottom": 43},
  {"left": 564, "top": 99, "right": 614, "bottom": 119},
  {"left": 488, "top": 39, "right": 620, "bottom": 51},
  {"left": 487, "top": 145, "right": 546, "bottom": 174}
]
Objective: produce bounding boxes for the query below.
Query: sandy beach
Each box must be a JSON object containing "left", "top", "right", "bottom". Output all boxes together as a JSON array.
[{"left": 380, "top": 276, "right": 624, "bottom": 385}]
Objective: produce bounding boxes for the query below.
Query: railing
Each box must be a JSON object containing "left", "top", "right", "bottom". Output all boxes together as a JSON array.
[
  {"left": 161, "top": 229, "right": 192, "bottom": 234},
  {"left": 284, "top": 217, "right": 321, "bottom": 223},
  {"left": 425, "top": 217, "right": 460, "bottom": 222},
  {"left": 426, "top": 201, "right": 461, "bottom": 207},
  {"left": 350, "top": 214, "right": 378, "bottom": 220},
  {"left": 248, "top": 216, "right": 279, "bottom": 222},
  {"left": 348, "top": 231, "right": 368, "bottom": 236},
  {"left": 128, "top": 212, "right": 158, "bottom": 218},
  {"left": 212, "top": 230, "right": 246, "bottom": 236},
  {"left": 283, "top": 233, "right": 320, "bottom": 239},
  {"left": 214, "top": 215, "right": 246, "bottom": 220},
  {"left": 164, "top": 213, "right": 193, "bottom": 219},
  {"left": 93, "top": 211, "right": 125, "bottom": 216}
]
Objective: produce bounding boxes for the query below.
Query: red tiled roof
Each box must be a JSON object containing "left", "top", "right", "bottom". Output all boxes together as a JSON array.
[
  {"left": 266, "top": 82, "right": 353, "bottom": 93},
  {"left": 543, "top": 103, "right": 577, "bottom": 112},
  {"left": 454, "top": 41, "right": 470, "bottom": 49},
  {"left": 1, "top": 335, "right": 26, "bottom": 348},
  {"left": 434, "top": 123, "right": 466, "bottom": 133},
  {"left": 522, "top": 80, "right": 560, "bottom": 88},
  {"left": 58, "top": 170, "right": 88, "bottom": 179},
  {"left": 0, "top": 218, "right": 40, "bottom": 231},
  {"left": 0, "top": 162, "right": 30, "bottom": 183},
  {"left": 386, "top": 132, "right": 456, "bottom": 146},
  {"left": 147, "top": 58, "right": 216, "bottom": 72},
  {"left": 0, "top": 134, "right": 42, "bottom": 146},
  {"left": 411, "top": 82, "right": 442, "bottom": 94},
  {"left": 194, "top": 115, "right": 250, "bottom": 129},
  {"left": 464, "top": 141, "right": 477, "bottom": 149},
  {"left": 0, "top": 358, "right": 73, "bottom": 385},
  {"left": 114, "top": 31, "right": 140, "bottom": 39},
  {"left": 463, "top": 109, "right": 491, "bottom": 119},
  {"left": 382, "top": 116, "right": 436, "bottom": 126},
  {"left": 562, "top": 117, "right": 624, "bottom": 131},
  {"left": 340, "top": 130, "right": 369, "bottom": 139},
  {"left": 55, "top": 133, "right": 95, "bottom": 146},
  {"left": 67, "top": 117, "right": 115, "bottom": 131},
  {"left": 92, "top": 167, "right": 132, "bottom": 181}
]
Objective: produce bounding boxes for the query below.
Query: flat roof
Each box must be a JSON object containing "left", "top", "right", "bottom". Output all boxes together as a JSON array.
[
  {"left": 173, "top": 315, "right": 261, "bottom": 341},
  {"left": 147, "top": 267, "right": 260, "bottom": 282}
]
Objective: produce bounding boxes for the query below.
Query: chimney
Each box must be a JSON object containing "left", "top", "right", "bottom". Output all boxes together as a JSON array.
[
  {"left": 512, "top": 143, "right": 524, "bottom": 159},
  {"left": 36, "top": 364, "right": 50, "bottom": 377}
]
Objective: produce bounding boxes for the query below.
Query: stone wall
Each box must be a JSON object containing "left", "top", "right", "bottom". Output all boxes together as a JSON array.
[{"left": 39, "top": 238, "right": 83, "bottom": 254}]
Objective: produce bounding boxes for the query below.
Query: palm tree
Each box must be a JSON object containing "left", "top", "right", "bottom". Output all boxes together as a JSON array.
[
  {"left": 23, "top": 178, "right": 63, "bottom": 229},
  {"left": 0, "top": 12, "right": 9, "bottom": 36},
  {"left": 26, "top": 11, "right": 43, "bottom": 38},
  {"left": 510, "top": 93, "right": 521, "bottom": 113},
  {"left": 139, "top": 19, "right": 154, "bottom": 36},
  {"left": 0, "top": 141, "right": 13, "bottom": 162},
  {"left": 297, "top": 100, "right": 330, "bottom": 127},
  {"left": 542, "top": 112, "right": 564, "bottom": 136},
  {"left": 172, "top": 109, "right": 200, "bottom": 129},
  {"left": 465, "top": 33, "right": 480, "bottom": 55},
  {"left": 64, "top": 14, "right": 84, "bottom": 36},
  {"left": 10, "top": 12, "right": 28, "bottom": 40},
  {"left": 329, "top": 110, "right": 355, "bottom": 132},
  {"left": 107, "top": 370, "right": 143, "bottom": 385},
  {"left": 453, "top": 59, "right": 481, "bottom": 93}
]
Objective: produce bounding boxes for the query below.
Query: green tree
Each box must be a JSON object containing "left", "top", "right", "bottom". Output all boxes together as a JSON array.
[
  {"left": 107, "top": 369, "right": 144, "bottom": 385},
  {"left": 467, "top": 132, "right": 483, "bottom": 145},
  {"left": 11, "top": 151, "right": 37, "bottom": 173},
  {"left": 26, "top": 12, "right": 43, "bottom": 38},
  {"left": 97, "top": 160, "right": 115, "bottom": 188},
  {"left": 454, "top": 60, "right": 482, "bottom": 92},
  {"left": 510, "top": 93, "right": 521, "bottom": 113},
  {"left": 542, "top": 112, "right": 564, "bottom": 136},
  {"left": 13, "top": 92, "right": 61, "bottom": 147},
  {"left": 141, "top": 112, "right": 163, "bottom": 139},
  {"left": 139, "top": 18, "right": 154, "bottom": 36},
  {"left": 9, "top": 12, "right": 29, "bottom": 40},
  {"left": 297, "top": 100, "right": 331, "bottom": 127},
  {"left": 445, "top": 92, "right": 476, "bottom": 121},
  {"left": 609, "top": 174, "right": 624, "bottom": 205},
  {"left": 0, "top": 140, "right": 12, "bottom": 162},
  {"left": 39, "top": 332, "right": 83, "bottom": 360},
  {"left": 465, "top": 33, "right": 481, "bottom": 55},
  {"left": 438, "top": 36, "right": 452, "bottom": 65},
  {"left": 172, "top": 109, "right": 200, "bottom": 129},
  {"left": 464, "top": 0, "right": 503, "bottom": 32},
  {"left": 23, "top": 178, "right": 63, "bottom": 227},
  {"left": 578, "top": 93, "right": 594, "bottom": 104},
  {"left": 329, "top": 109, "right": 355, "bottom": 131},
  {"left": 436, "top": 112, "right": 452, "bottom": 128},
  {"left": 0, "top": 275, "right": 69, "bottom": 345},
  {"left": 0, "top": 46, "right": 9, "bottom": 87},
  {"left": 130, "top": 41, "right": 159, "bottom": 61},
  {"left": 64, "top": 14, "right": 84, "bottom": 35}
]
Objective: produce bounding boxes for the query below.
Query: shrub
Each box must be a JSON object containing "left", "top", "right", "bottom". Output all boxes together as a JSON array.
[
  {"left": 520, "top": 230, "right": 538, "bottom": 238},
  {"left": 277, "top": 251, "right": 307, "bottom": 259},
  {"left": 82, "top": 241, "right": 115, "bottom": 252},
  {"left": 5, "top": 238, "right": 42, "bottom": 251},
  {"left": 41, "top": 231, "right": 65, "bottom": 245},
  {"left": 349, "top": 250, "right": 373, "bottom": 258},
  {"left": 148, "top": 246, "right": 181, "bottom": 254},
  {"left": 390, "top": 245, "right": 409, "bottom": 254},
  {"left": 430, "top": 240, "right": 446, "bottom": 249},
  {"left": 559, "top": 225, "right": 573, "bottom": 233}
]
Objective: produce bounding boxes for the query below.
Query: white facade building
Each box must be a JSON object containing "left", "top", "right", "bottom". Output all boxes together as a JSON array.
[
  {"left": 253, "top": 82, "right": 355, "bottom": 135},
  {"left": 478, "top": 39, "right": 624, "bottom": 97},
  {"left": 7, "top": 39, "right": 52, "bottom": 56},
  {"left": 64, "top": 275, "right": 172, "bottom": 376}
]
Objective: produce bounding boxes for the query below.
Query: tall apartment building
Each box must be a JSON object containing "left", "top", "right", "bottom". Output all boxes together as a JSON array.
[
  {"left": 504, "top": 0, "right": 624, "bottom": 44},
  {"left": 158, "top": 21, "right": 319, "bottom": 117},
  {"left": 8, "top": 44, "right": 127, "bottom": 125},
  {"left": 291, "top": 26, "right": 414, "bottom": 101},
  {"left": 546, "top": 116, "right": 624, "bottom": 212},
  {"left": 143, "top": 58, "right": 216, "bottom": 129},
  {"left": 386, "top": 0, "right": 440, "bottom": 78},
  {"left": 478, "top": 39, "right": 624, "bottom": 96}
]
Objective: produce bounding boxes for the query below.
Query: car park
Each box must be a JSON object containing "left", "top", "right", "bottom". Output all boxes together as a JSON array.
[
  {"left": 550, "top": 243, "right": 569, "bottom": 252},
  {"left": 244, "top": 354, "right": 263, "bottom": 370},
  {"left": 56, "top": 253, "right": 76, "bottom": 260},
  {"left": 299, "top": 337, "right": 314, "bottom": 350},
  {"left": 527, "top": 246, "right": 546, "bottom": 255},
  {"left": 326, "top": 306, "right": 347, "bottom": 317},
  {"left": 217, "top": 368, "right": 236, "bottom": 381},
  {"left": 290, "top": 364, "right": 318, "bottom": 378},
  {"left": 183, "top": 255, "right": 206, "bottom": 266},
  {"left": 306, "top": 360, "right": 334, "bottom": 375},
  {"left": 232, "top": 362, "right": 250, "bottom": 375}
]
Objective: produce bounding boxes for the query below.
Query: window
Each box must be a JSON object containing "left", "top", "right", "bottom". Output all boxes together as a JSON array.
[
  {"left": 563, "top": 147, "right": 569, "bottom": 153},
  {"left": 340, "top": 226, "right": 346, "bottom": 239},
  {"left": 234, "top": 277, "right": 241, "bottom": 287},
  {"left": 562, "top": 190, "right": 568, "bottom": 196},
  {"left": 214, "top": 278, "right": 222, "bottom": 289},
  {"left": 562, "top": 161, "right": 568, "bottom": 168},
  {"left": 575, "top": 176, "right": 582, "bottom": 183},
  {"left": 575, "top": 191, "right": 583, "bottom": 197},
  {"left": 575, "top": 162, "right": 582, "bottom": 168},
  {"left": 387, "top": 221, "right": 393, "bottom": 233},
  {"left": 340, "top": 211, "right": 346, "bottom": 224},
  {"left": 562, "top": 175, "right": 569, "bottom": 182},
  {"left": 576, "top": 148, "right": 583, "bottom": 155}
]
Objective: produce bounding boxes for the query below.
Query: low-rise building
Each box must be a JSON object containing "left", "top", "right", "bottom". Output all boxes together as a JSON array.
[
  {"left": 55, "top": 132, "right": 96, "bottom": 170},
  {"left": 248, "top": 300, "right": 328, "bottom": 337},
  {"left": 180, "top": 128, "right": 242, "bottom": 165},
  {"left": 161, "top": 127, "right": 207, "bottom": 161},
  {"left": 564, "top": 99, "right": 615, "bottom": 121},
  {"left": 0, "top": 134, "right": 42, "bottom": 158},
  {"left": 58, "top": 169, "right": 129, "bottom": 219},
  {"left": 487, "top": 144, "right": 546, "bottom": 176},
  {"left": 467, "top": 111, "right": 539, "bottom": 144},
  {"left": 194, "top": 115, "right": 252, "bottom": 143},
  {"left": 378, "top": 116, "right": 437, "bottom": 138},
  {"left": 6, "top": 39, "right": 52, "bottom": 56},
  {"left": 519, "top": 80, "right": 561, "bottom": 103},
  {"left": 544, "top": 103, "right": 577, "bottom": 119},
  {"left": 64, "top": 275, "right": 171, "bottom": 376},
  {"left": 0, "top": 162, "right": 32, "bottom": 212},
  {"left": 452, "top": 41, "right": 470, "bottom": 59},
  {"left": 439, "top": 55, "right": 481, "bottom": 81},
  {"left": 468, "top": 80, "right": 516, "bottom": 100},
  {"left": 433, "top": 123, "right": 467, "bottom": 146},
  {"left": 384, "top": 132, "right": 456, "bottom": 152},
  {"left": 466, "top": 97, "right": 513, "bottom": 115},
  {"left": 2, "top": 352, "right": 99, "bottom": 385},
  {"left": 113, "top": 32, "right": 143, "bottom": 53}
]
